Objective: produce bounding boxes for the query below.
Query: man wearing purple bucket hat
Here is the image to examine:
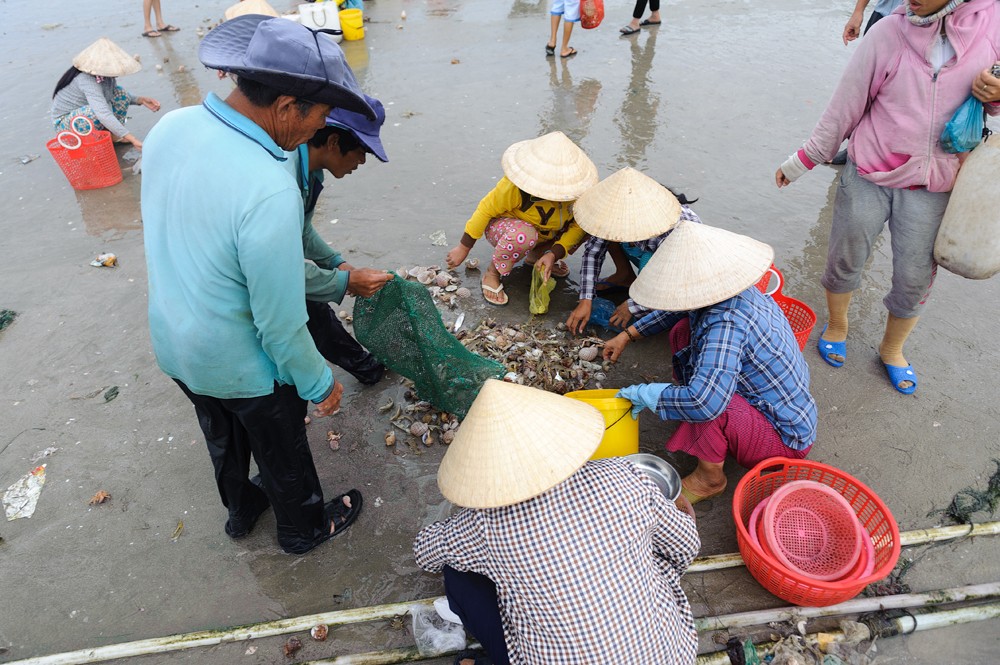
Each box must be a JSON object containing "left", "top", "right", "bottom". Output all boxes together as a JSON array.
[
  {"left": 141, "top": 15, "right": 375, "bottom": 555},
  {"left": 289, "top": 95, "right": 394, "bottom": 386}
]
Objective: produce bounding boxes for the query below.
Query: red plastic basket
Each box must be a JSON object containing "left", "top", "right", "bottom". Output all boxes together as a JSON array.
[
  {"left": 46, "top": 116, "right": 122, "bottom": 190},
  {"left": 755, "top": 267, "right": 815, "bottom": 352},
  {"left": 732, "top": 457, "right": 900, "bottom": 607}
]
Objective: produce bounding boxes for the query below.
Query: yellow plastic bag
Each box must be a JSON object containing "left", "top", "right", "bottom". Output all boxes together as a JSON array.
[{"left": 529, "top": 265, "right": 557, "bottom": 315}]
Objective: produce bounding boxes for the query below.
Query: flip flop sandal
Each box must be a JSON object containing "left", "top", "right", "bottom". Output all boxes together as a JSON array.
[
  {"left": 158, "top": 24, "right": 181, "bottom": 31},
  {"left": 225, "top": 475, "right": 271, "bottom": 539},
  {"left": 550, "top": 260, "right": 570, "bottom": 278},
  {"left": 681, "top": 483, "right": 726, "bottom": 505},
  {"left": 561, "top": 47, "right": 578, "bottom": 58},
  {"left": 883, "top": 362, "right": 918, "bottom": 395},
  {"left": 481, "top": 281, "right": 508, "bottom": 306},
  {"left": 817, "top": 325, "right": 846, "bottom": 368},
  {"left": 545, "top": 44, "right": 555, "bottom": 57},
  {"left": 141, "top": 30, "right": 162, "bottom": 38},
  {"left": 639, "top": 18, "right": 661, "bottom": 25},
  {"left": 619, "top": 25, "right": 640, "bottom": 35}
]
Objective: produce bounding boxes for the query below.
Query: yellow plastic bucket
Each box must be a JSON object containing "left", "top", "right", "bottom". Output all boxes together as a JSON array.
[
  {"left": 339, "top": 8, "right": 364, "bottom": 40},
  {"left": 565, "top": 389, "right": 639, "bottom": 459}
]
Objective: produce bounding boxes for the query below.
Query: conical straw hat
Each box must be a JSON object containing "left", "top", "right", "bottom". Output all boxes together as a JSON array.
[
  {"left": 573, "top": 167, "right": 682, "bottom": 242},
  {"left": 72, "top": 38, "right": 141, "bottom": 78},
  {"left": 500, "top": 131, "right": 598, "bottom": 202},
  {"left": 437, "top": 380, "right": 605, "bottom": 509},
  {"left": 225, "top": 0, "right": 279, "bottom": 21},
  {"left": 629, "top": 221, "right": 774, "bottom": 311}
]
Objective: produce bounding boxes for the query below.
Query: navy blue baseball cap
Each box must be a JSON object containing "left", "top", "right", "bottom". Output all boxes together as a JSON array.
[
  {"left": 325, "top": 94, "right": 388, "bottom": 162},
  {"left": 199, "top": 15, "right": 374, "bottom": 119}
]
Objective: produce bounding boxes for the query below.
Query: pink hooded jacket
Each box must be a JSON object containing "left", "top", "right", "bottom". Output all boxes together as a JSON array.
[{"left": 799, "top": 0, "right": 1000, "bottom": 192}]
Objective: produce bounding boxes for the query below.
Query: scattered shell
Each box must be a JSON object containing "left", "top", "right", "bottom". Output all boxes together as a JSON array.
[
  {"left": 465, "top": 258, "right": 480, "bottom": 270},
  {"left": 176, "top": 65, "right": 187, "bottom": 73},
  {"left": 345, "top": 315, "right": 353, "bottom": 324},
  {"left": 578, "top": 346, "right": 599, "bottom": 362},
  {"left": 408, "top": 266, "right": 425, "bottom": 278},
  {"left": 445, "top": 284, "right": 459, "bottom": 292},
  {"left": 434, "top": 273, "right": 451, "bottom": 288},
  {"left": 594, "top": 372, "right": 607, "bottom": 382},
  {"left": 416, "top": 271, "right": 434, "bottom": 285},
  {"left": 455, "top": 287, "right": 471, "bottom": 299},
  {"left": 155, "top": 64, "right": 163, "bottom": 72},
  {"left": 311, "top": 624, "right": 329, "bottom": 641},
  {"left": 451, "top": 58, "right": 461, "bottom": 65},
  {"left": 327, "top": 431, "right": 341, "bottom": 451},
  {"left": 162, "top": 56, "right": 170, "bottom": 63},
  {"left": 422, "top": 431, "right": 435, "bottom": 446},
  {"left": 409, "top": 421, "right": 429, "bottom": 437},
  {"left": 401, "top": 10, "right": 407, "bottom": 19},
  {"left": 442, "top": 429, "right": 455, "bottom": 444},
  {"left": 283, "top": 637, "right": 302, "bottom": 658},
  {"left": 338, "top": 310, "right": 349, "bottom": 319},
  {"left": 385, "top": 430, "right": 396, "bottom": 446},
  {"left": 556, "top": 322, "right": 567, "bottom": 331}
]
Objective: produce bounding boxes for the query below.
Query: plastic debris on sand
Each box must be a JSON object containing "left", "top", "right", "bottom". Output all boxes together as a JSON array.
[{"left": 3, "top": 465, "right": 47, "bottom": 521}]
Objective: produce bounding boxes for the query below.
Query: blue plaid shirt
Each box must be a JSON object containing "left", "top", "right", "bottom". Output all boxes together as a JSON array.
[
  {"left": 633, "top": 287, "right": 817, "bottom": 450},
  {"left": 577, "top": 205, "right": 701, "bottom": 317}
]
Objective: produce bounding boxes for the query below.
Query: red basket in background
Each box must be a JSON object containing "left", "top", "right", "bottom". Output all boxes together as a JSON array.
[
  {"left": 755, "top": 266, "right": 815, "bottom": 351},
  {"left": 733, "top": 457, "right": 901, "bottom": 607},
  {"left": 46, "top": 116, "right": 122, "bottom": 190}
]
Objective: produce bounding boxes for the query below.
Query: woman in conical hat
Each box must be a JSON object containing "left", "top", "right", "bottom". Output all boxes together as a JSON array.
[
  {"left": 604, "top": 222, "right": 818, "bottom": 504},
  {"left": 566, "top": 166, "right": 701, "bottom": 335},
  {"left": 51, "top": 38, "right": 161, "bottom": 150},
  {"left": 443, "top": 131, "right": 598, "bottom": 307},
  {"left": 414, "top": 380, "right": 701, "bottom": 665}
]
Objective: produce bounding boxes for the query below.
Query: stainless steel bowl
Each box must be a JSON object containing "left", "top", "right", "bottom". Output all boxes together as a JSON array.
[{"left": 625, "top": 453, "right": 682, "bottom": 501}]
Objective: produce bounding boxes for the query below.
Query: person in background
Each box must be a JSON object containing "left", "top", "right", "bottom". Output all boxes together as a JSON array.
[
  {"left": 566, "top": 167, "right": 699, "bottom": 334},
  {"left": 546, "top": 0, "right": 579, "bottom": 58},
  {"left": 287, "top": 94, "right": 394, "bottom": 386},
  {"left": 777, "top": 0, "right": 1000, "bottom": 394},
  {"left": 142, "top": 0, "right": 180, "bottom": 37},
  {"left": 444, "top": 131, "right": 598, "bottom": 307},
  {"left": 51, "top": 38, "right": 160, "bottom": 151},
  {"left": 605, "top": 222, "right": 817, "bottom": 504},
  {"left": 142, "top": 16, "right": 373, "bottom": 554},
  {"left": 414, "top": 379, "right": 700, "bottom": 665},
  {"left": 620, "top": 0, "right": 662, "bottom": 36}
]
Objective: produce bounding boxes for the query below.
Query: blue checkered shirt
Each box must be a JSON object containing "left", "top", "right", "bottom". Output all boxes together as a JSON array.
[
  {"left": 577, "top": 205, "right": 701, "bottom": 317},
  {"left": 633, "top": 287, "right": 817, "bottom": 450},
  {"left": 414, "top": 459, "right": 700, "bottom": 665}
]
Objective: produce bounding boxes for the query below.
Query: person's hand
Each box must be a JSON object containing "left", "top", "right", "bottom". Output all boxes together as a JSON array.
[
  {"left": 842, "top": 11, "right": 863, "bottom": 45},
  {"left": 138, "top": 97, "right": 161, "bottom": 112},
  {"left": 971, "top": 67, "right": 1000, "bottom": 104},
  {"left": 123, "top": 133, "right": 143, "bottom": 150},
  {"left": 445, "top": 244, "right": 470, "bottom": 269},
  {"left": 775, "top": 167, "right": 791, "bottom": 188},
  {"left": 567, "top": 300, "right": 593, "bottom": 335},
  {"left": 313, "top": 380, "right": 344, "bottom": 418},
  {"left": 346, "top": 268, "right": 393, "bottom": 298},
  {"left": 616, "top": 383, "right": 670, "bottom": 419},
  {"left": 609, "top": 301, "right": 633, "bottom": 329},
  {"left": 675, "top": 493, "right": 696, "bottom": 521},
  {"left": 535, "top": 251, "right": 556, "bottom": 282},
  {"left": 603, "top": 332, "right": 630, "bottom": 363}
]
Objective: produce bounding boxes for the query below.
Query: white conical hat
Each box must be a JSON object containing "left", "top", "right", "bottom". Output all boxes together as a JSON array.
[
  {"left": 72, "top": 38, "right": 141, "bottom": 78},
  {"left": 500, "top": 131, "right": 598, "bottom": 202},
  {"left": 572, "top": 167, "right": 682, "bottom": 241},
  {"left": 224, "top": 0, "right": 279, "bottom": 21},
  {"left": 629, "top": 221, "right": 774, "bottom": 311},
  {"left": 437, "top": 380, "right": 605, "bottom": 509}
]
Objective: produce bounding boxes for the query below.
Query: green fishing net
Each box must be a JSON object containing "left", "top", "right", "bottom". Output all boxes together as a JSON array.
[
  {"left": 353, "top": 277, "right": 505, "bottom": 418},
  {"left": 0, "top": 309, "right": 17, "bottom": 333}
]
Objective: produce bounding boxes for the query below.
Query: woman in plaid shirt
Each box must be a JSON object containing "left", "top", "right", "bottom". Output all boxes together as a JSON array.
[
  {"left": 414, "top": 380, "right": 700, "bottom": 665},
  {"left": 607, "top": 222, "right": 817, "bottom": 505}
]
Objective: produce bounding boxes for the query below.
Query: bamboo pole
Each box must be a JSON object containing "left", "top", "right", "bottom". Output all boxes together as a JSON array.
[
  {"left": 9, "top": 520, "right": 1000, "bottom": 665},
  {"left": 695, "top": 581, "right": 1000, "bottom": 632}
]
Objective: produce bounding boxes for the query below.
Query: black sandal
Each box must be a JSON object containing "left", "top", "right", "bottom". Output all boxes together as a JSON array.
[
  {"left": 545, "top": 43, "right": 555, "bottom": 57},
  {"left": 281, "top": 489, "right": 363, "bottom": 554}
]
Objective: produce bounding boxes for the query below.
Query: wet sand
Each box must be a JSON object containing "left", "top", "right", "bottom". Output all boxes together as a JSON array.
[{"left": 1, "top": 0, "right": 999, "bottom": 663}]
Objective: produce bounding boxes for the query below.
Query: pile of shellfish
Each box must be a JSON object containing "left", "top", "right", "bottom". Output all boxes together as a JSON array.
[
  {"left": 381, "top": 387, "right": 460, "bottom": 453},
  {"left": 396, "top": 262, "right": 475, "bottom": 309},
  {"left": 456, "top": 318, "right": 607, "bottom": 395}
]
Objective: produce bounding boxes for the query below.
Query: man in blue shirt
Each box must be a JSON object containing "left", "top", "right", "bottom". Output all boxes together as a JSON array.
[
  {"left": 142, "top": 16, "right": 374, "bottom": 554},
  {"left": 604, "top": 222, "right": 817, "bottom": 505}
]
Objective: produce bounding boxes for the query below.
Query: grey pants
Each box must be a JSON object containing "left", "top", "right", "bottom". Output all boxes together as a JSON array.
[{"left": 821, "top": 161, "right": 950, "bottom": 318}]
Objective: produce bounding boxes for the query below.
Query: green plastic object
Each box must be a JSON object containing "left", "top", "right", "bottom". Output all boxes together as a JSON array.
[
  {"left": 528, "top": 266, "right": 556, "bottom": 315},
  {"left": 353, "top": 277, "right": 505, "bottom": 417}
]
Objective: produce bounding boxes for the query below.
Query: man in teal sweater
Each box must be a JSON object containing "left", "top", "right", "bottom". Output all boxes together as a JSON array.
[{"left": 142, "top": 16, "right": 373, "bottom": 554}]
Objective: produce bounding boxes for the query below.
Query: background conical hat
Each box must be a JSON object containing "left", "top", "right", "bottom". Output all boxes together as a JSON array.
[
  {"left": 573, "top": 167, "right": 682, "bottom": 241},
  {"left": 72, "top": 38, "right": 141, "bottom": 78},
  {"left": 500, "top": 131, "right": 598, "bottom": 202},
  {"left": 225, "top": 0, "right": 279, "bottom": 21},
  {"left": 629, "top": 221, "right": 774, "bottom": 311},
  {"left": 437, "top": 380, "right": 605, "bottom": 509}
]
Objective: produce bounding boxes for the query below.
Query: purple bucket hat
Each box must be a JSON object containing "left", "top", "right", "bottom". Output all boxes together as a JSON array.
[
  {"left": 326, "top": 94, "right": 388, "bottom": 162},
  {"left": 199, "top": 14, "right": 374, "bottom": 119}
]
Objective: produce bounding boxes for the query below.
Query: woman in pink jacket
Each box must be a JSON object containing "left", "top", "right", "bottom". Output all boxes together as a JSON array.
[{"left": 776, "top": 0, "right": 1000, "bottom": 394}]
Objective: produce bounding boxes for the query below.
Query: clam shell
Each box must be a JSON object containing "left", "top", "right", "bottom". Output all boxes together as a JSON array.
[
  {"left": 455, "top": 287, "right": 471, "bottom": 299},
  {"left": 409, "top": 421, "right": 429, "bottom": 437},
  {"left": 434, "top": 273, "right": 452, "bottom": 288},
  {"left": 465, "top": 258, "right": 480, "bottom": 270},
  {"left": 578, "top": 346, "right": 599, "bottom": 362},
  {"left": 441, "top": 430, "right": 455, "bottom": 444},
  {"left": 311, "top": 625, "right": 329, "bottom": 641},
  {"left": 417, "top": 271, "right": 434, "bottom": 285},
  {"left": 407, "top": 266, "right": 425, "bottom": 278},
  {"left": 445, "top": 284, "right": 459, "bottom": 292}
]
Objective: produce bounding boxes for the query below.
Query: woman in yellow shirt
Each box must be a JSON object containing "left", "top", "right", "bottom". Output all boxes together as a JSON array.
[{"left": 445, "top": 132, "right": 598, "bottom": 306}]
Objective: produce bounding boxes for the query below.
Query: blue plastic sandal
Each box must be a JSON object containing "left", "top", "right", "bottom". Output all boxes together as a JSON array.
[
  {"left": 817, "top": 325, "right": 846, "bottom": 368},
  {"left": 883, "top": 362, "right": 918, "bottom": 395}
]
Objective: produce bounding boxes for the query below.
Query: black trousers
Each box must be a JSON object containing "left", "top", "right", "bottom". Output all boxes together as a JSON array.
[
  {"left": 864, "top": 11, "right": 886, "bottom": 35},
  {"left": 443, "top": 566, "right": 511, "bottom": 665},
  {"left": 632, "top": 0, "right": 660, "bottom": 20},
  {"left": 175, "top": 380, "right": 329, "bottom": 554},
  {"left": 305, "top": 299, "right": 383, "bottom": 384}
]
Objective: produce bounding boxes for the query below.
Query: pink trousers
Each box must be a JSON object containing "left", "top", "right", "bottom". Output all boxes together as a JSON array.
[{"left": 665, "top": 320, "right": 811, "bottom": 468}]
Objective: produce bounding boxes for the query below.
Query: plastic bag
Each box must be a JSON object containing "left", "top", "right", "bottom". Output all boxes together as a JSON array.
[
  {"left": 528, "top": 265, "right": 557, "bottom": 315},
  {"left": 580, "top": 0, "right": 604, "bottom": 29},
  {"left": 588, "top": 296, "right": 622, "bottom": 332},
  {"left": 411, "top": 604, "right": 466, "bottom": 657},
  {"left": 940, "top": 95, "right": 985, "bottom": 154}
]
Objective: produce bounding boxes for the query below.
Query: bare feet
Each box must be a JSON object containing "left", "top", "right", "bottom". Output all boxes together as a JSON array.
[{"left": 329, "top": 494, "right": 352, "bottom": 535}]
